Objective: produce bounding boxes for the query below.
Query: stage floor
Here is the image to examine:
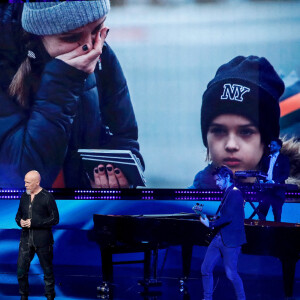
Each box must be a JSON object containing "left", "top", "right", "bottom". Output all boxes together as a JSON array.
[{"left": 1, "top": 264, "right": 300, "bottom": 300}]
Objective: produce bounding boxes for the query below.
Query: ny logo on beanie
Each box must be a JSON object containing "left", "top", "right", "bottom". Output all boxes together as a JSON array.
[{"left": 221, "top": 84, "right": 250, "bottom": 102}]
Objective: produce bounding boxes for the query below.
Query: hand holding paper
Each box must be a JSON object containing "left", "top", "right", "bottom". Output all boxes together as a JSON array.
[
  {"left": 79, "top": 149, "right": 146, "bottom": 188},
  {"left": 90, "top": 163, "right": 129, "bottom": 188}
]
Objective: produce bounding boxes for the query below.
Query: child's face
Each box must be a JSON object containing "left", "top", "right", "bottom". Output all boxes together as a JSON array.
[{"left": 207, "top": 114, "right": 264, "bottom": 173}]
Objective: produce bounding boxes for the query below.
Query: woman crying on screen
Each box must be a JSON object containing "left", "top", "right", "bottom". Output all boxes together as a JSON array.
[{"left": 0, "top": 1, "right": 144, "bottom": 188}]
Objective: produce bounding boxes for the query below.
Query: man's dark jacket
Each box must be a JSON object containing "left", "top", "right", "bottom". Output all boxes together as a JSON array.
[
  {"left": 260, "top": 153, "right": 290, "bottom": 184},
  {"left": 15, "top": 189, "right": 59, "bottom": 247},
  {"left": 209, "top": 185, "right": 246, "bottom": 247}
]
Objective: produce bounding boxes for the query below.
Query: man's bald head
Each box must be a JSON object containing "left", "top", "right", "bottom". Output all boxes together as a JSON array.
[
  {"left": 25, "top": 170, "right": 41, "bottom": 181},
  {"left": 24, "top": 170, "right": 42, "bottom": 195}
]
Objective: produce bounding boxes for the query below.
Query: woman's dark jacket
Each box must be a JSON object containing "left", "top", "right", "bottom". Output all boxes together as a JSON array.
[
  {"left": 15, "top": 189, "right": 59, "bottom": 247},
  {"left": 0, "top": 4, "right": 144, "bottom": 188}
]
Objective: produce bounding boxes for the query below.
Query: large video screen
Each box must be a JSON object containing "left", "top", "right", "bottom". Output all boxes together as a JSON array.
[
  {"left": 0, "top": 1, "right": 299, "bottom": 273},
  {"left": 0, "top": 1, "right": 299, "bottom": 189}
]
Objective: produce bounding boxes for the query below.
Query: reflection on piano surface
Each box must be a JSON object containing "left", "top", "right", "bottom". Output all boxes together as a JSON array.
[{"left": 92, "top": 213, "right": 300, "bottom": 298}]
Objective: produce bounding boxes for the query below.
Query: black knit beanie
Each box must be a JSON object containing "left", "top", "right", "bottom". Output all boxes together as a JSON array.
[{"left": 201, "top": 55, "right": 285, "bottom": 147}]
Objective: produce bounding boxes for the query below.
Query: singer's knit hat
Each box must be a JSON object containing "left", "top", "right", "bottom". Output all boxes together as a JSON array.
[
  {"left": 22, "top": 0, "right": 110, "bottom": 36},
  {"left": 201, "top": 55, "right": 285, "bottom": 147}
]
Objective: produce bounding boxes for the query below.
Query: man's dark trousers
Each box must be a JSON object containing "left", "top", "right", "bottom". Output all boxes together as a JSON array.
[
  {"left": 258, "top": 188, "right": 286, "bottom": 222},
  {"left": 17, "top": 241, "right": 55, "bottom": 298}
]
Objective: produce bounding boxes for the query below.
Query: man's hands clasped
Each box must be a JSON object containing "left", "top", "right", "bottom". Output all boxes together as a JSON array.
[{"left": 20, "top": 219, "right": 31, "bottom": 228}]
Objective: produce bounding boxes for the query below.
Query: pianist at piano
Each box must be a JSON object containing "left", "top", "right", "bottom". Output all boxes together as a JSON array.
[
  {"left": 257, "top": 138, "right": 290, "bottom": 222},
  {"left": 198, "top": 166, "right": 246, "bottom": 300}
]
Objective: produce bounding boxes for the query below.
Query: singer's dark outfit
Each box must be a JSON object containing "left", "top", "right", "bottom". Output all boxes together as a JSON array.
[
  {"left": 15, "top": 189, "right": 59, "bottom": 298},
  {"left": 201, "top": 185, "right": 246, "bottom": 300},
  {"left": 258, "top": 153, "right": 290, "bottom": 222}
]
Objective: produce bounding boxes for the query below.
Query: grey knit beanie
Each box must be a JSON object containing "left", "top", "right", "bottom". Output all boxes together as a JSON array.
[{"left": 22, "top": 0, "right": 110, "bottom": 36}]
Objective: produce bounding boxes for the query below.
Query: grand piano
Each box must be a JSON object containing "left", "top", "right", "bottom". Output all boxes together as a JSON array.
[{"left": 92, "top": 213, "right": 300, "bottom": 299}]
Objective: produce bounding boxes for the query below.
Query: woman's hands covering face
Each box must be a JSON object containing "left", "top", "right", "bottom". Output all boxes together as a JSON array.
[{"left": 56, "top": 27, "right": 109, "bottom": 74}]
